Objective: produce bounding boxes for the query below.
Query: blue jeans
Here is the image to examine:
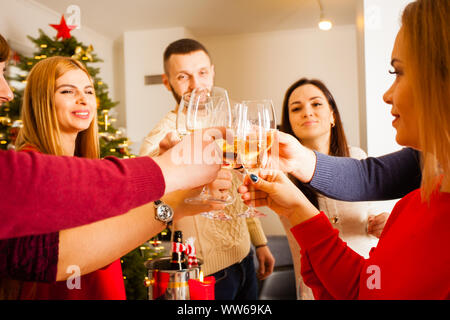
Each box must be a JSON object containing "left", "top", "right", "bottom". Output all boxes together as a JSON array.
[{"left": 211, "top": 250, "right": 258, "bottom": 300}]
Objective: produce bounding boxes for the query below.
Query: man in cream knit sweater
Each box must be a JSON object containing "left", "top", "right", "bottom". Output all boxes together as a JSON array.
[{"left": 139, "top": 39, "right": 275, "bottom": 300}]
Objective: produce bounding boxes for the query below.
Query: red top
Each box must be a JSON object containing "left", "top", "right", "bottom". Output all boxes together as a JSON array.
[
  {"left": 18, "top": 145, "right": 126, "bottom": 300},
  {"left": 292, "top": 188, "right": 450, "bottom": 300},
  {"left": 21, "top": 260, "right": 126, "bottom": 300}
]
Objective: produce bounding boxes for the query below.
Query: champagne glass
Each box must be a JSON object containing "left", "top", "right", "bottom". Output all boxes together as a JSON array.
[
  {"left": 176, "top": 92, "right": 190, "bottom": 138},
  {"left": 182, "top": 87, "right": 235, "bottom": 210},
  {"left": 236, "top": 99, "right": 276, "bottom": 218}
]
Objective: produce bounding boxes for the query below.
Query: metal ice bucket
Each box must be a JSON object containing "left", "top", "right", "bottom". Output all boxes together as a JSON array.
[{"left": 144, "top": 257, "right": 202, "bottom": 300}]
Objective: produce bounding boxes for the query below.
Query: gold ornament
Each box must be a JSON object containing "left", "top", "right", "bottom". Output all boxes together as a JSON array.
[
  {"left": 143, "top": 278, "right": 154, "bottom": 287},
  {"left": 0, "top": 116, "right": 12, "bottom": 126},
  {"left": 72, "top": 45, "right": 94, "bottom": 62}
]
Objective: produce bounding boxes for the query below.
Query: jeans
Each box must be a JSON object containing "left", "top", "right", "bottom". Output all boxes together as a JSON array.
[{"left": 211, "top": 249, "right": 258, "bottom": 300}]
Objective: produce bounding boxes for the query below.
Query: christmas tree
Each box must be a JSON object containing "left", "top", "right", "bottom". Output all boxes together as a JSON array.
[{"left": 1, "top": 16, "right": 170, "bottom": 300}]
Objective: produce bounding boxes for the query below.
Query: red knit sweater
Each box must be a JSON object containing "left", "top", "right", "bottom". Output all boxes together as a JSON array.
[
  {"left": 292, "top": 188, "right": 450, "bottom": 299},
  {"left": 17, "top": 146, "right": 126, "bottom": 299}
]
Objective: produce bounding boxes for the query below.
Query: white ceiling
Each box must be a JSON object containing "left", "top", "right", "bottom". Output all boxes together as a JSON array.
[{"left": 33, "top": 0, "right": 357, "bottom": 39}]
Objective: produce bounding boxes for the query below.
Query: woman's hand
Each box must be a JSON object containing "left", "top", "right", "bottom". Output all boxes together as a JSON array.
[
  {"left": 238, "top": 170, "right": 320, "bottom": 226},
  {"left": 367, "top": 212, "right": 390, "bottom": 238},
  {"left": 265, "top": 131, "right": 317, "bottom": 183}
]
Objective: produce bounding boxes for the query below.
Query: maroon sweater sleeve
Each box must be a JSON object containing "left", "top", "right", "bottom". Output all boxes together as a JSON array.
[
  {"left": 0, "top": 232, "right": 59, "bottom": 282},
  {"left": 291, "top": 212, "right": 367, "bottom": 300},
  {"left": 0, "top": 150, "right": 165, "bottom": 239}
]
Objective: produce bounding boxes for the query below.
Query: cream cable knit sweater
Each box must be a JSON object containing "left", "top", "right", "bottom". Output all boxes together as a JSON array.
[{"left": 139, "top": 111, "right": 267, "bottom": 276}]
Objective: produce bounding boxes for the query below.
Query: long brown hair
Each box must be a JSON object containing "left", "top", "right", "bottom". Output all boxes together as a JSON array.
[
  {"left": 401, "top": 0, "right": 449, "bottom": 200},
  {"left": 15, "top": 56, "right": 99, "bottom": 158},
  {"left": 0, "top": 35, "right": 19, "bottom": 300},
  {"left": 0, "top": 34, "right": 10, "bottom": 63},
  {"left": 280, "top": 78, "right": 350, "bottom": 208}
]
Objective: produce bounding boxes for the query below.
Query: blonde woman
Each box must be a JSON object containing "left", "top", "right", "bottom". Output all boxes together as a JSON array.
[
  {"left": 240, "top": 0, "right": 449, "bottom": 299},
  {"left": 1, "top": 56, "right": 230, "bottom": 299}
]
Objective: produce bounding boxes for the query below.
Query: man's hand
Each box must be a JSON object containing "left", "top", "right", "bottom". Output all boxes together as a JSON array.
[
  {"left": 367, "top": 212, "right": 390, "bottom": 238},
  {"left": 159, "top": 131, "right": 181, "bottom": 155},
  {"left": 153, "top": 128, "right": 225, "bottom": 194},
  {"left": 255, "top": 245, "right": 275, "bottom": 280}
]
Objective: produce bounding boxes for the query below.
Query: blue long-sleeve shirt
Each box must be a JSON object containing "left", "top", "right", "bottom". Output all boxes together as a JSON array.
[{"left": 310, "top": 148, "right": 422, "bottom": 201}]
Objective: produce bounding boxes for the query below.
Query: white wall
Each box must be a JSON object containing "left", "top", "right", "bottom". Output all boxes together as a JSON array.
[
  {"left": 0, "top": 0, "right": 115, "bottom": 102},
  {"left": 359, "top": 0, "right": 413, "bottom": 157},
  {"left": 122, "top": 27, "right": 193, "bottom": 154},
  {"left": 352, "top": 0, "right": 414, "bottom": 220}
]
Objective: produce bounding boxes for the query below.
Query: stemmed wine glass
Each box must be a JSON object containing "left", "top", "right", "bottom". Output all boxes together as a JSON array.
[
  {"left": 176, "top": 92, "right": 190, "bottom": 138},
  {"left": 178, "top": 87, "right": 235, "bottom": 213},
  {"left": 235, "top": 99, "right": 277, "bottom": 218}
]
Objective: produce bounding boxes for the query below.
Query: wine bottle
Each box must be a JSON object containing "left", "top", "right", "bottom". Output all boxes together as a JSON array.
[{"left": 170, "top": 230, "right": 188, "bottom": 270}]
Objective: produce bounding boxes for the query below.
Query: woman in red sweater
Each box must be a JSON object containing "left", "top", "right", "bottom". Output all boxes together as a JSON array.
[
  {"left": 15, "top": 56, "right": 125, "bottom": 299},
  {"left": 1, "top": 56, "right": 231, "bottom": 299},
  {"left": 239, "top": 0, "right": 449, "bottom": 299}
]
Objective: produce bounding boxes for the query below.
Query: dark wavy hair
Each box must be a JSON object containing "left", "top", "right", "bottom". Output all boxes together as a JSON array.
[{"left": 280, "top": 78, "right": 350, "bottom": 209}]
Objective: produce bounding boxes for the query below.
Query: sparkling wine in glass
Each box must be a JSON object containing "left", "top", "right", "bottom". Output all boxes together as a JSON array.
[
  {"left": 236, "top": 99, "right": 276, "bottom": 218},
  {"left": 182, "top": 87, "right": 235, "bottom": 210}
]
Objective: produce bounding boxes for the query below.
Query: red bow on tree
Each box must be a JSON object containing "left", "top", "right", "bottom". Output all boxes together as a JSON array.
[{"left": 50, "top": 15, "right": 76, "bottom": 40}]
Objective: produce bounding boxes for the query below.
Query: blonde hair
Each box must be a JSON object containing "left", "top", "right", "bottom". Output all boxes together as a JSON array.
[
  {"left": 16, "top": 56, "right": 99, "bottom": 159},
  {"left": 401, "top": 0, "right": 450, "bottom": 200}
]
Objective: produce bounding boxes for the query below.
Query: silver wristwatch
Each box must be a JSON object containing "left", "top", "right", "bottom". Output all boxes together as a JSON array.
[{"left": 154, "top": 199, "right": 173, "bottom": 225}]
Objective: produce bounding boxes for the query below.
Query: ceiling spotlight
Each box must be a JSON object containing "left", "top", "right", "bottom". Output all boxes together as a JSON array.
[
  {"left": 317, "top": 0, "right": 333, "bottom": 31},
  {"left": 319, "top": 18, "right": 333, "bottom": 31}
]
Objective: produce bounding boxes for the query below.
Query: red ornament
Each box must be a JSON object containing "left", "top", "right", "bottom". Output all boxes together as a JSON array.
[
  {"left": 50, "top": 15, "right": 76, "bottom": 40},
  {"left": 10, "top": 51, "right": 20, "bottom": 65}
]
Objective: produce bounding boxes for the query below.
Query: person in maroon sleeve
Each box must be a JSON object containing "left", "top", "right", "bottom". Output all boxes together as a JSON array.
[
  {"left": 0, "top": 55, "right": 231, "bottom": 299},
  {"left": 239, "top": 0, "right": 449, "bottom": 299},
  {"left": 0, "top": 34, "right": 225, "bottom": 240}
]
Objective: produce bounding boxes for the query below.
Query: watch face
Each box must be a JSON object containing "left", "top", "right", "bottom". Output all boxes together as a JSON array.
[{"left": 157, "top": 204, "right": 172, "bottom": 221}]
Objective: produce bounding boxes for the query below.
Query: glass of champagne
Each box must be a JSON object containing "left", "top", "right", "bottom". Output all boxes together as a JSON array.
[
  {"left": 236, "top": 99, "right": 276, "bottom": 218},
  {"left": 182, "top": 87, "right": 235, "bottom": 210},
  {"left": 176, "top": 91, "right": 190, "bottom": 138}
]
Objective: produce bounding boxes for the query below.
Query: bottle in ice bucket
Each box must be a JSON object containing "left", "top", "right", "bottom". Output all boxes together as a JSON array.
[{"left": 170, "top": 230, "right": 188, "bottom": 270}]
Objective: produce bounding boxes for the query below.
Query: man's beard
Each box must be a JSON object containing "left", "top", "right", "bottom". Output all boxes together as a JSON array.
[
  {"left": 168, "top": 81, "right": 214, "bottom": 106},
  {"left": 169, "top": 82, "right": 182, "bottom": 105}
]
